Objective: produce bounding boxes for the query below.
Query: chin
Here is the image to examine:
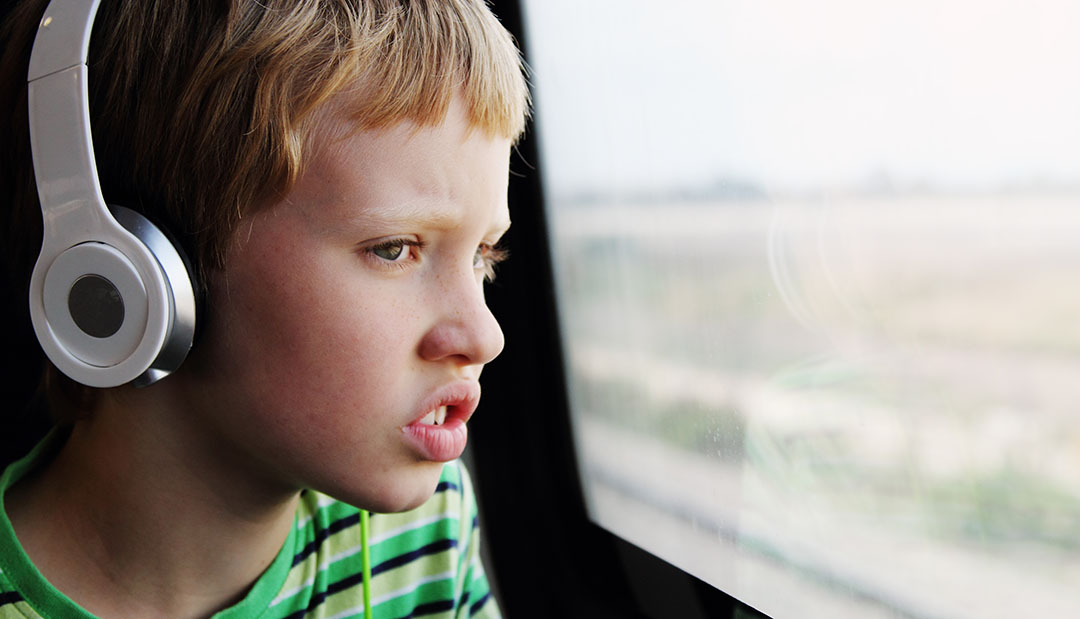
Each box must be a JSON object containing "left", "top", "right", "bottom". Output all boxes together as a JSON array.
[{"left": 332, "top": 461, "right": 447, "bottom": 513}]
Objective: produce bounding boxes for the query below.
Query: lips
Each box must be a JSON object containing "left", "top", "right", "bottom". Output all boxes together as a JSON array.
[{"left": 401, "top": 381, "right": 481, "bottom": 462}]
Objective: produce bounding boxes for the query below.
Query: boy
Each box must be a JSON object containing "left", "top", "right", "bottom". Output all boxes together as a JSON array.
[{"left": 0, "top": 1, "right": 529, "bottom": 617}]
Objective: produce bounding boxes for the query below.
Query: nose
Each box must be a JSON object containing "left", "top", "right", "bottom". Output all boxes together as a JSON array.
[{"left": 418, "top": 273, "right": 505, "bottom": 367}]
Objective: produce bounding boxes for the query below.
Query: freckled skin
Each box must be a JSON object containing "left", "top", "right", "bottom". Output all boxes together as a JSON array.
[{"left": 179, "top": 97, "right": 511, "bottom": 513}]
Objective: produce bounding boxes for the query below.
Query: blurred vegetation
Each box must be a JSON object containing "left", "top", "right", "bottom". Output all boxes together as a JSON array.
[
  {"left": 578, "top": 375, "right": 746, "bottom": 463},
  {"left": 581, "top": 372, "right": 1080, "bottom": 550},
  {"left": 923, "top": 469, "right": 1080, "bottom": 551}
]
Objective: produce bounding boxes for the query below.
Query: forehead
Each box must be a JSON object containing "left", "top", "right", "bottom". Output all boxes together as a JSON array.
[{"left": 286, "top": 98, "right": 513, "bottom": 232}]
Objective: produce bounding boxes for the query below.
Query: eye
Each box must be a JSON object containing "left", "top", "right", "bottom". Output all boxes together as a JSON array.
[
  {"left": 473, "top": 243, "right": 509, "bottom": 282},
  {"left": 370, "top": 238, "right": 420, "bottom": 263}
]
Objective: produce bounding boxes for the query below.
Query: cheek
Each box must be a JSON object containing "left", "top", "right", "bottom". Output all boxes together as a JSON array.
[{"left": 205, "top": 250, "right": 420, "bottom": 416}]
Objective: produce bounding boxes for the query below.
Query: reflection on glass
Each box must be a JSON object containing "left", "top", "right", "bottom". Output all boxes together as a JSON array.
[{"left": 524, "top": 1, "right": 1080, "bottom": 617}]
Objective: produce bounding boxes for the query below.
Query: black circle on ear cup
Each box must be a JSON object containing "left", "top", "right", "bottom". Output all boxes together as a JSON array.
[
  {"left": 68, "top": 274, "right": 125, "bottom": 338},
  {"left": 40, "top": 241, "right": 151, "bottom": 370}
]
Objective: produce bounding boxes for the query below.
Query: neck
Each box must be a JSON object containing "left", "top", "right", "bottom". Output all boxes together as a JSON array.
[{"left": 6, "top": 387, "right": 299, "bottom": 619}]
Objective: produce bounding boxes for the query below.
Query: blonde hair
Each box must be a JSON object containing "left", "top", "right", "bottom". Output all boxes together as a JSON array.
[{"left": 0, "top": 0, "right": 529, "bottom": 423}]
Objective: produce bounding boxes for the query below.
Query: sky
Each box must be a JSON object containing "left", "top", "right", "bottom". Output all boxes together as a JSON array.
[{"left": 522, "top": 0, "right": 1080, "bottom": 198}]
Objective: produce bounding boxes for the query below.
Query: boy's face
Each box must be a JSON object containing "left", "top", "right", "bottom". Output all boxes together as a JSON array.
[{"left": 181, "top": 98, "right": 511, "bottom": 512}]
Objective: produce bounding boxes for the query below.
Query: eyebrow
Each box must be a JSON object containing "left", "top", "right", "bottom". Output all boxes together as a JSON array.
[
  {"left": 340, "top": 197, "right": 511, "bottom": 240},
  {"left": 347, "top": 198, "right": 460, "bottom": 229}
]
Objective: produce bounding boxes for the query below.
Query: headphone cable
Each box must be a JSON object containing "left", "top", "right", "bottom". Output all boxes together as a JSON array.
[{"left": 360, "top": 509, "right": 373, "bottom": 618}]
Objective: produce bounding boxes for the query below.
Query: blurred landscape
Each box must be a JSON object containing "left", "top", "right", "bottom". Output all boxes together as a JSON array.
[{"left": 552, "top": 193, "right": 1080, "bottom": 618}]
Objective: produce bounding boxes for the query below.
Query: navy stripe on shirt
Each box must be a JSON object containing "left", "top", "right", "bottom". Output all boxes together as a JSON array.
[
  {"left": 0, "top": 592, "right": 23, "bottom": 608},
  {"left": 393, "top": 599, "right": 456, "bottom": 618},
  {"left": 435, "top": 480, "right": 459, "bottom": 493},
  {"left": 469, "top": 592, "right": 492, "bottom": 616},
  {"left": 292, "top": 513, "right": 361, "bottom": 566},
  {"left": 373, "top": 538, "right": 457, "bottom": 576}
]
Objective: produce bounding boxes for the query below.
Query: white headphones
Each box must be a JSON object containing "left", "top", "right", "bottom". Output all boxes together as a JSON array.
[{"left": 26, "top": 0, "right": 197, "bottom": 388}]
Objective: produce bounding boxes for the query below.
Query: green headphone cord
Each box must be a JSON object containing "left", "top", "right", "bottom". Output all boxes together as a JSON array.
[{"left": 360, "top": 509, "right": 373, "bottom": 618}]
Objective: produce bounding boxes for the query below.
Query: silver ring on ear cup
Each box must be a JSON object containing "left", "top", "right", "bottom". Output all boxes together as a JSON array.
[{"left": 111, "top": 206, "right": 197, "bottom": 387}]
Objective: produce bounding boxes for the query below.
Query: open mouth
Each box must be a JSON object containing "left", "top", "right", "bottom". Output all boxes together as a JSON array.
[
  {"left": 417, "top": 405, "right": 449, "bottom": 426},
  {"left": 402, "top": 382, "right": 480, "bottom": 461}
]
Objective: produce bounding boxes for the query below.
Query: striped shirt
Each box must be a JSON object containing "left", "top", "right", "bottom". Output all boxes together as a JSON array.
[{"left": 0, "top": 434, "right": 500, "bottom": 619}]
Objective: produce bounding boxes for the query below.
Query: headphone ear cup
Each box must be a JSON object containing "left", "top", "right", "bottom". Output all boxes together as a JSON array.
[{"left": 32, "top": 207, "right": 197, "bottom": 388}]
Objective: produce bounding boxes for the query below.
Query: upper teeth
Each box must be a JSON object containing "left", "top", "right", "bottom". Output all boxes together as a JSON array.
[{"left": 420, "top": 406, "right": 448, "bottom": 426}]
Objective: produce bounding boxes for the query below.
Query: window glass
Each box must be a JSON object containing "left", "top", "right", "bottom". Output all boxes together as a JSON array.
[{"left": 522, "top": 1, "right": 1080, "bottom": 617}]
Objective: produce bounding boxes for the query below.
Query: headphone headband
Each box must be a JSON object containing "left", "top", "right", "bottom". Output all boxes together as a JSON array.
[
  {"left": 27, "top": 0, "right": 197, "bottom": 388},
  {"left": 28, "top": 0, "right": 100, "bottom": 81},
  {"left": 28, "top": 0, "right": 107, "bottom": 234}
]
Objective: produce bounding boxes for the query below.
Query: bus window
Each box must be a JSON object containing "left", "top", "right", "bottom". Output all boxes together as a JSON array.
[{"left": 522, "top": 1, "right": 1080, "bottom": 617}]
